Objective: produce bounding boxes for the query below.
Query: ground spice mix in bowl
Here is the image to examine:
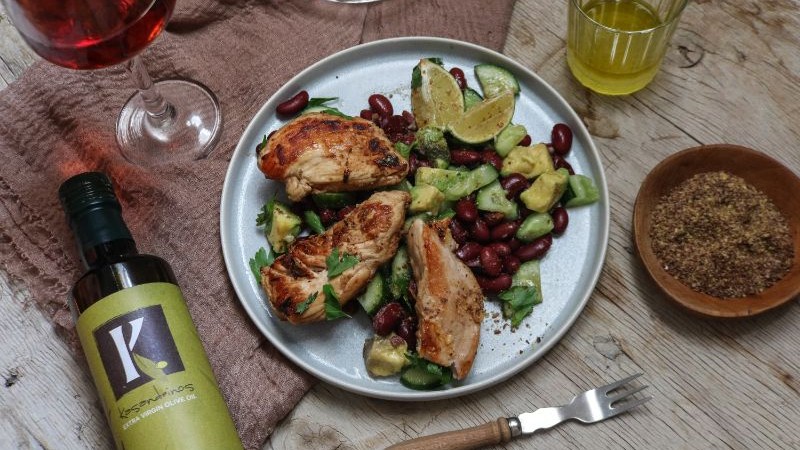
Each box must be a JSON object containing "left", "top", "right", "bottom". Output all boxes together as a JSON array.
[
  {"left": 650, "top": 171, "right": 793, "bottom": 298},
  {"left": 633, "top": 144, "right": 800, "bottom": 318}
]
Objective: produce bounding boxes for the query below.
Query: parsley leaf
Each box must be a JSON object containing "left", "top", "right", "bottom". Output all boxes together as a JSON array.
[
  {"left": 326, "top": 248, "right": 359, "bottom": 279},
  {"left": 295, "top": 292, "right": 318, "bottom": 315},
  {"left": 306, "top": 97, "right": 338, "bottom": 108},
  {"left": 317, "top": 107, "right": 352, "bottom": 119},
  {"left": 248, "top": 247, "right": 275, "bottom": 280},
  {"left": 498, "top": 286, "right": 542, "bottom": 327},
  {"left": 323, "top": 284, "right": 350, "bottom": 320},
  {"left": 303, "top": 210, "right": 325, "bottom": 234}
]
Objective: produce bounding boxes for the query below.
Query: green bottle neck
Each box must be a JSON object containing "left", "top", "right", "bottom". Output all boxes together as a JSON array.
[{"left": 72, "top": 205, "right": 138, "bottom": 269}]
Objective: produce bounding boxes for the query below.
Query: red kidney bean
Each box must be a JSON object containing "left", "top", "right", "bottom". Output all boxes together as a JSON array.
[
  {"left": 480, "top": 246, "right": 502, "bottom": 276},
  {"left": 359, "top": 109, "right": 374, "bottom": 121},
  {"left": 481, "top": 149, "right": 503, "bottom": 171},
  {"left": 373, "top": 302, "right": 405, "bottom": 336},
  {"left": 464, "top": 257, "right": 482, "bottom": 269},
  {"left": 449, "top": 219, "right": 469, "bottom": 244},
  {"left": 515, "top": 234, "right": 553, "bottom": 262},
  {"left": 477, "top": 274, "right": 513, "bottom": 293},
  {"left": 383, "top": 115, "right": 408, "bottom": 135},
  {"left": 504, "top": 255, "right": 521, "bottom": 274},
  {"left": 551, "top": 123, "right": 573, "bottom": 155},
  {"left": 519, "top": 134, "right": 532, "bottom": 147},
  {"left": 500, "top": 173, "right": 530, "bottom": 199},
  {"left": 551, "top": 207, "right": 569, "bottom": 235},
  {"left": 455, "top": 198, "right": 479, "bottom": 223},
  {"left": 482, "top": 211, "right": 505, "bottom": 227},
  {"left": 552, "top": 154, "right": 575, "bottom": 175},
  {"left": 396, "top": 317, "right": 417, "bottom": 349},
  {"left": 369, "top": 93, "right": 393, "bottom": 118},
  {"left": 490, "top": 221, "right": 519, "bottom": 241},
  {"left": 402, "top": 110, "right": 416, "bottom": 127},
  {"left": 337, "top": 205, "right": 355, "bottom": 220},
  {"left": 508, "top": 237, "right": 522, "bottom": 251},
  {"left": 469, "top": 219, "right": 490, "bottom": 242},
  {"left": 319, "top": 208, "right": 337, "bottom": 226},
  {"left": 456, "top": 242, "right": 482, "bottom": 261},
  {"left": 449, "top": 67, "right": 467, "bottom": 90},
  {"left": 488, "top": 242, "right": 511, "bottom": 257},
  {"left": 276, "top": 90, "right": 309, "bottom": 116},
  {"left": 450, "top": 149, "right": 482, "bottom": 166}
]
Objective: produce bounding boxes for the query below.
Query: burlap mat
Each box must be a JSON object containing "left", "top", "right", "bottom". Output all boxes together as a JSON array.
[{"left": 0, "top": 0, "right": 515, "bottom": 448}]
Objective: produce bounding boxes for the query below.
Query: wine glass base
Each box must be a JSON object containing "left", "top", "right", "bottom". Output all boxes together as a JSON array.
[{"left": 117, "top": 79, "right": 222, "bottom": 166}]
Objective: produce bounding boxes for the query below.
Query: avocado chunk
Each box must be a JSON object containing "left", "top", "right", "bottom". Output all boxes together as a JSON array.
[
  {"left": 265, "top": 202, "right": 302, "bottom": 253},
  {"left": 475, "top": 180, "right": 518, "bottom": 219},
  {"left": 501, "top": 143, "right": 554, "bottom": 179},
  {"left": 415, "top": 164, "right": 498, "bottom": 201},
  {"left": 520, "top": 169, "right": 569, "bottom": 213},
  {"left": 364, "top": 334, "right": 409, "bottom": 377},
  {"left": 410, "top": 183, "right": 446, "bottom": 214}
]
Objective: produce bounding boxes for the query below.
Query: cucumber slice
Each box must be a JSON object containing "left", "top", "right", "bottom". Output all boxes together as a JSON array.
[
  {"left": 312, "top": 192, "right": 358, "bottom": 209},
  {"left": 512, "top": 260, "right": 542, "bottom": 292},
  {"left": 515, "top": 212, "right": 554, "bottom": 242},
  {"left": 357, "top": 274, "right": 386, "bottom": 316},
  {"left": 463, "top": 87, "right": 483, "bottom": 110},
  {"left": 389, "top": 246, "right": 411, "bottom": 299},
  {"left": 475, "top": 64, "right": 520, "bottom": 98},
  {"left": 415, "top": 164, "right": 499, "bottom": 201},
  {"left": 494, "top": 124, "right": 528, "bottom": 157},
  {"left": 562, "top": 174, "right": 601, "bottom": 207},
  {"left": 400, "top": 365, "right": 444, "bottom": 390},
  {"left": 476, "top": 180, "right": 519, "bottom": 219}
]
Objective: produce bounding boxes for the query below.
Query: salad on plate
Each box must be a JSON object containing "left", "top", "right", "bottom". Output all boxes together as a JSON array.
[{"left": 248, "top": 58, "right": 600, "bottom": 390}]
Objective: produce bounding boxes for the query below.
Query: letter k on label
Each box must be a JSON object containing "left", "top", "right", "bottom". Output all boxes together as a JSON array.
[{"left": 109, "top": 317, "right": 144, "bottom": 383}]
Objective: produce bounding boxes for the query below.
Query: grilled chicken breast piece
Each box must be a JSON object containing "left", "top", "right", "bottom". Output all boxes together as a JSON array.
[
  {"left": 407, "top": 218, "right": 484, "bottom": 380},
  {"left": 257, "top": 113, "right": 409, "bottom": 201},
  {"left": 262, "top": 191, "right": 410, "bottom": 324}
]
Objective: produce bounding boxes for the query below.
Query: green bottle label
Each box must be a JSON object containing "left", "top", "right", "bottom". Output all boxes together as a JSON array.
[{"left": 76, "top": 282, "right": 243, "bottom": 450}]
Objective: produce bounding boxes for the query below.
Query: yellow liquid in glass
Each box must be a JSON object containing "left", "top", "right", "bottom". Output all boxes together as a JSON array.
[{"left": 568, "top": 0, "right": 664, "bottom": 95}]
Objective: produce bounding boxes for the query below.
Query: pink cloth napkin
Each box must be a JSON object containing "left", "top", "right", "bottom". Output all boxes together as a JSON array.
[{"left": 0, "top": 0, "right": 516, "bottom": 447}]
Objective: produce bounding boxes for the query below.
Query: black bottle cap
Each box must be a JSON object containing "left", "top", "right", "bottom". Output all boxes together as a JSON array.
[
  {"left": 59, "top": 172, "right": 120, "bottom": 217},
  {"left": 58, "top": 172, "right": 133, "bottom": 250}
]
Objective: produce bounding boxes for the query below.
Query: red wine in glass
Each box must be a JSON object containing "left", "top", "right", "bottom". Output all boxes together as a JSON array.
[
  {"left": 8, "top": 0, "right": 176, "bottom": 70},
  {"left": 3, "top": 0, "right": 221, "bottom": 165}
]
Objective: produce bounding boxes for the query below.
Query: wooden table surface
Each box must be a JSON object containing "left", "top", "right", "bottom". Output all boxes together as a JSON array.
[{"left": 2, "top": 1, "right": 799, "bottom": 449}]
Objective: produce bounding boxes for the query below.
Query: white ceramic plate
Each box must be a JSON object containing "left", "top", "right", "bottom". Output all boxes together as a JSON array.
[{"left": 221, "top": 37, "right": 609, "bottom": 400}]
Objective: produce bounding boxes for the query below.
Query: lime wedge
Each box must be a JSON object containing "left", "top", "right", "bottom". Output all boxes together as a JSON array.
[
  {"left": 448, "top": 91, "right": 515, "bottom": 144},
  {"left": 411, "top": 59, "right": 464, "bottom": 129}
]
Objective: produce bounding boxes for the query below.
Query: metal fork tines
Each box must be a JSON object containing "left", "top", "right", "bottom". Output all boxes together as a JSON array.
[{"left": 510, "top": 373, "right": 652, "bottom": 436}]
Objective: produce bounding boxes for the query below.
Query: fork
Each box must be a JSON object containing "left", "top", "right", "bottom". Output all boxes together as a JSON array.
[{"left": 386, "top": 373, "right": 651, "bottom": 450}]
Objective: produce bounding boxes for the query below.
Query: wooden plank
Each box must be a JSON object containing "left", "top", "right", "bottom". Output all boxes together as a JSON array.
[{"left": 0, "top": 4, "right": 39, "bottom": 90}]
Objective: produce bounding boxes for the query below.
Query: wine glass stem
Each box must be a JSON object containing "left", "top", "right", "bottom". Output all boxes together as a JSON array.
[{"left": 124, "top": 56, "right": 175, "bottom": 127}]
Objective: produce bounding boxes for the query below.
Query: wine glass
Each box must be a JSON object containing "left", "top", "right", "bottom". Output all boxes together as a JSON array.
[{"left": 1, "top": 0, "right": 221, "bottom": 166}]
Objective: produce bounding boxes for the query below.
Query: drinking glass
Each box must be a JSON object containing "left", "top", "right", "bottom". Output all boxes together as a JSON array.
[
  {"left": 2, "top": 0, "right": 221, "bottom": 166},
  {"left": 567, "top": 0, "right": 688, "bottom": 95}
]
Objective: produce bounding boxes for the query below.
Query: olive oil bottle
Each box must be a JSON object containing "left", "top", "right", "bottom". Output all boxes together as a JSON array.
[{"left": 59, "top": 172, "right": 242, "bottom": 450}]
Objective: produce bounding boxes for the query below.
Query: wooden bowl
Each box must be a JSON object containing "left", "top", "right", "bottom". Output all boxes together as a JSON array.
[{"left": 633, "top": 144, "right": 800, "bottom": 318}]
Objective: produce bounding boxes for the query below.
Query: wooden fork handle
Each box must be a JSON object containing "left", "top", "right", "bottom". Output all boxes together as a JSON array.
[{"left": 385, "top": 417, "right": 512, "bottom": 450}]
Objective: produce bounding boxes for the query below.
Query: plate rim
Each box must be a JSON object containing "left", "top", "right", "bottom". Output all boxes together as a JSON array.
[{"left": 221, "top": 36, "right": 610, "bottom": 400}]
